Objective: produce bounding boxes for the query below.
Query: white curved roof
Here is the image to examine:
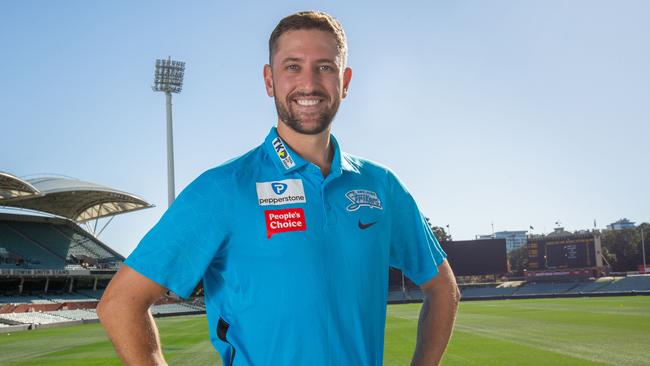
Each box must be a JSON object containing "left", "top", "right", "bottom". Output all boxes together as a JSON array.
[
  {"left": 0, "top": 175, "right": 153, "bottom": 222},
  {"left": 0, "top": 172, "right": 41, "bottom": 201}
]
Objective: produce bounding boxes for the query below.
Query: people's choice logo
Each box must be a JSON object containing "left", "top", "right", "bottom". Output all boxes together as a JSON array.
[
  {"left": 256, "top": 179, "right": 306, "bottom": 206},
  {"left": 345, "top": 190, "right": 383, "bottom": 211},
  {"left": 265, "top": 208, "right": 306, "bottom": 238}
]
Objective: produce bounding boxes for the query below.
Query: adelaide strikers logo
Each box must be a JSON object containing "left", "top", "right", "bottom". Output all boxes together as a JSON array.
[{"left": 345, "top": 189, "right": 383, "bottom": 211}]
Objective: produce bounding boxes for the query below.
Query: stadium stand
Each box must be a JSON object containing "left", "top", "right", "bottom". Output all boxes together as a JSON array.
[
  {"left": 0, "top": 295, "right": 55, "bottom": 305},
  {"left": 0, "top": 173, "right": 216, "bottom": 333},
  {"left": 46, "top": 292, "right": 97, "bottom": 303},
  {"left": 76, "top": 289, "right": 105, "bottom": 300},
  {"left": 451, "top": 276, "right": 650, "bottom": 301},
  {"left": 564, "top": 278, "right": 615, "bottom": 294},
  {"left": 150, "top": 303, "right": 205, "bottom": 316},
  {"left": 513, "top": 282, "right": 579, "bottom": 296},
  {"left": 460, "top": 284, "right": 519, "bottom": 298},
  {"left": 0, "top": 221, "right": 63, "bottom": 268},
  {"left": 597, "top": 276, "right": 650, "bottom": 292},
  {"left": 0, "top": 302, "right": 205, "bottom": 330},
  {"left": 0, "top": 311, "right": 71, "bottom": 325},
  {"left": 407, "top": 289, "right": 424, "bottom": 300},
  {"left": 45, "top": 309, "right": 98, "bottom": 321},
  {"left": 0, "top": 214, "right": 125, "bottom": 270},
  {"left": 387, "top": 291, "right": 407, "bottom": 302}
]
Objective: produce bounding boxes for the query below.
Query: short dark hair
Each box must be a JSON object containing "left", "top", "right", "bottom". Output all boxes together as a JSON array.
[{"left": 268, "top": 11, "right": 348, "bottom": 67}]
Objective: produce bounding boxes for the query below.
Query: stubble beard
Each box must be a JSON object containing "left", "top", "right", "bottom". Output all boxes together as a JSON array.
[{"left": 274, "top": 90, "right": 340, "bottom": 136}]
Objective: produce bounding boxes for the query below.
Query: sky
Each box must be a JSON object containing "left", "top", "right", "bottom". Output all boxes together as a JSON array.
[{"left": 1, "top": 1, "right": 648, "bottom": 257}]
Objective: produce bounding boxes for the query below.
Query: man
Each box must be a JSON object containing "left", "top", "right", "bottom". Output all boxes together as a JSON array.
[{"left": 98, "top": 11, "right": 459, "bottom": 366}]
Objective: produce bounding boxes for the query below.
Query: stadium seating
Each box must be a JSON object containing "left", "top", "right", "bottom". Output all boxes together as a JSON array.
[
  {"left": 0, "top": 216, "right": 122, "bottom": 271},
  {"left": 596, "top": 276, "right": 650, "bottom": 292},
  {"left": 407, "top": 289, "right": 424, "bottom": 300},
  {"left": 564, "top": 278, "right": 615, "bottom": 294},
  {"left": 8, "top": 222, "right": 71, "bottom": 260},
  {"left": 0, "top": 222, "right": 63, "bottom": 268},
  {"left": 46, "top": 292, "right": 96, "bottom": 303},
  {"left": 75, "top": 289, "right": 105, "bottom": 300},
  {"left": 461, "top": 285, "right": 519, "bottom": 298},
  {"left": 150, "top": 303, "right": 205, "bottom": 315},
  {"left": 56, "top": 226, "right": 116, "bottom": 260},
  {"left": 513, "top": 282, "right": 579, "bottom": 295},
  {"left": 387, "top": 291, "right": 407, "bottom": 302},
  {"left": 455, "top": 276, "right": 650, "bottom": 299},
  {"left": 46, "top": 309, "right": 98, "bottom": 321},
  {"left": 0, "top": 311, "right": 70, "bottom": 325},
  {"left": 0, "top": 295, "right": 55, "bottom": 305}
]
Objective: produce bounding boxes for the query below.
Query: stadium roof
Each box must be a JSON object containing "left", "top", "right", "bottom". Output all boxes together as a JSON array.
[
  {"left": 0, "top": 171, "right": 41, "bottom": 200},
  {"left": 0, "top": 175, "right": 153, "bottom": 222}
]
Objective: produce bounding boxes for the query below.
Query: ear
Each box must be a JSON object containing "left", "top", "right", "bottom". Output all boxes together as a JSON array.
[
  {"left": 342, "top": 67, "right": 352, "bottom": 99},
  {"left": 263, "top": 64, "right": 274, "bottom": 97}
]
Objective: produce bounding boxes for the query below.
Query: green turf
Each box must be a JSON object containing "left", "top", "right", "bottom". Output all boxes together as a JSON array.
[{"left": 0, "top": 296, "right": 648, "bottom": 365}]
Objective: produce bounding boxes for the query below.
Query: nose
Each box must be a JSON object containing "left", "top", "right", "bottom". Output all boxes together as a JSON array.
[{"left": 299, "top": 67, "right": 320, "bottom": 93}]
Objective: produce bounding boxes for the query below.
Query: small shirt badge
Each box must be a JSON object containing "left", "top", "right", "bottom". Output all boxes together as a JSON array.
[
  {"left": 271, "top": 137, "right": 295, "bottom": 169},
  {"left": 256, "top": 179, "right": 306, "bottom": 206},
  {"left": 345, "top": 190, "right": 383, "bottom": 211},
  {"left": 265, "top": 208, "right": 306, "bottom": 238}
]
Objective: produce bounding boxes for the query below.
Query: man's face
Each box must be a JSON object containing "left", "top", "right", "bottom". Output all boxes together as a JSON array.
[{"left": 264, "top": 29, "right": 352, "bottom": 135}]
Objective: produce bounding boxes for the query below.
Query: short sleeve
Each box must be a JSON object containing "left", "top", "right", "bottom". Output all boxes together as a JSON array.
[
  {"left": 388, "top": 173, "right": 447, "bottom": 286},
  {"left": 124, "top": 170, "right": 229, "bottom": 299}
]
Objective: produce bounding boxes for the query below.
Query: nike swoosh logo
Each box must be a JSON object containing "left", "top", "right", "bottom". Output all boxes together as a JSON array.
[{"left": 358, "top": 220, "right": 378, "bottom": 230}]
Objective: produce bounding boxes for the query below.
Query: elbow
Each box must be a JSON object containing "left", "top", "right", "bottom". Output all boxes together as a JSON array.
[
  {"left": 97, "top": 293, "right": 122, "bottom": 325},
  {"left": 452, "top": 283, "right": 461, "bottom": 308},
  {"left": 96, "top": 296, "right": 111, "bottom": 324},
  {"left": 422, "top": 278, "right": 461, "bottom": 309},
  {"left": 448, "top": 273, "right": 461, "bottom": 307}
]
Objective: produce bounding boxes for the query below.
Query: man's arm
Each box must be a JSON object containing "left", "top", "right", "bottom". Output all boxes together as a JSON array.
[
  {"left": 410, "top": 260, "right": 460, "bottom": 366},
  {"left": 96, "top": 264, "right": 169, "bottom": 366}
]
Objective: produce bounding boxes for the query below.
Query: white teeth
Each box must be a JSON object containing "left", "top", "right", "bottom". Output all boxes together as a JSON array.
[{"left": 296, "top": 99, "right": 320, "bottom": 106}]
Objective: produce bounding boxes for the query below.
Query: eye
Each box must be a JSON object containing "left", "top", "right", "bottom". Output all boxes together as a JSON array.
[
  {"left": 319, "top": 65, "right": 333, "bottom": 72},
  {"left": 286, "top": 64, "right": 300, "bottom": 71}
]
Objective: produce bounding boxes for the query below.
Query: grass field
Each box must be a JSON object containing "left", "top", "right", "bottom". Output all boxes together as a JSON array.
[{"left": 1, "top": 296, "right": 649, "bottom": 365}]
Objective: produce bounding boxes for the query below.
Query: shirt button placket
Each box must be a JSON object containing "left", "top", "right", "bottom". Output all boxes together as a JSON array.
[{"left": 321, "top": 184, "right": 337, "bottom": 227}]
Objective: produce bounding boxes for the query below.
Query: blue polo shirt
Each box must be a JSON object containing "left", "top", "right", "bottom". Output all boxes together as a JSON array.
[{"left": 125, "top": 127, "right": 447, "bottom": 365}]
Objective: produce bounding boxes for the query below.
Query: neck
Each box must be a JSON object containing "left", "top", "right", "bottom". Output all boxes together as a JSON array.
[{"left": 276, "top": 121, "right": 333, "bottom": 176}]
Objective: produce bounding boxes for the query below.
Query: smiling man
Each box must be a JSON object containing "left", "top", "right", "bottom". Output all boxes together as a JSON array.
[{"left": 98, "top": 11, "right": 459, "bottom": 366}]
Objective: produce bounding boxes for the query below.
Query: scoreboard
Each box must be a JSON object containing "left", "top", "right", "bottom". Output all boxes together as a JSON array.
[
  {"left": 388, "top": 239, "right": 507, "bottom": 287},
  {"left": 440, "top": 239, "right": 507, "bottom": 276},
  {"left": 527, "top": 234, "right": 602, "bottom": 270}
]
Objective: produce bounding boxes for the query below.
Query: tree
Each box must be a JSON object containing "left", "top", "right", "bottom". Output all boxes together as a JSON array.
[
  {"left": 600, "top": 223, "right": 649, "bottom": 272},
  {"left": 508, "top": 245, "right": 528, "bottom": 276},
  {"left": 425, "top": 217, "right": 450, "bottom": 244}
]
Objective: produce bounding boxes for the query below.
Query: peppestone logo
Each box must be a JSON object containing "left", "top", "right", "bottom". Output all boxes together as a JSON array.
[
  {"left": 256, "top": 179, "right": 306, "bottom": 206},
  {"left": 271, "top": 182, "right": 287, "bottom": 195},
  {"left": 272, "top": 137, "right": 295, "bottom": 169},
  {"left": 265, "top": 208, "right": 306, "bottom": 238},
  {"left": 345, "top": 189, "right": 383, "bottom": 211}
]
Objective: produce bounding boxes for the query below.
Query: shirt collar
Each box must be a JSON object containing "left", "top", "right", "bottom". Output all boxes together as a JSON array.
[
  {"left": 264, "top": 127, "right": 308, "bottom": 174},
  {"left": 263, "top": 127, "right": 359, "bottom": 176}
]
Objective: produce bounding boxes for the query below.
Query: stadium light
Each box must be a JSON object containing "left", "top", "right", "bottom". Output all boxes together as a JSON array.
[
  {"left": 152, "top": 57, "right": 186, "bottom": 207},
  {"left": 642, "top": 228, "right": 647, "bottom": 274}
]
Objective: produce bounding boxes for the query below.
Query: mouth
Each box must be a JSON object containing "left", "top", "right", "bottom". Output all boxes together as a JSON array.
[
  {"left": 294, "top": 98, "right": 322, "bottom": 106},
  {"left": 290, "top": 95, "right": 327, "bottom": 108}
]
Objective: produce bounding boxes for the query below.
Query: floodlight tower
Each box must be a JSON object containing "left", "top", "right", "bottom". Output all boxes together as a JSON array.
[{"left": 152, "top": 57, "right": 185, "bottom": 207}]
